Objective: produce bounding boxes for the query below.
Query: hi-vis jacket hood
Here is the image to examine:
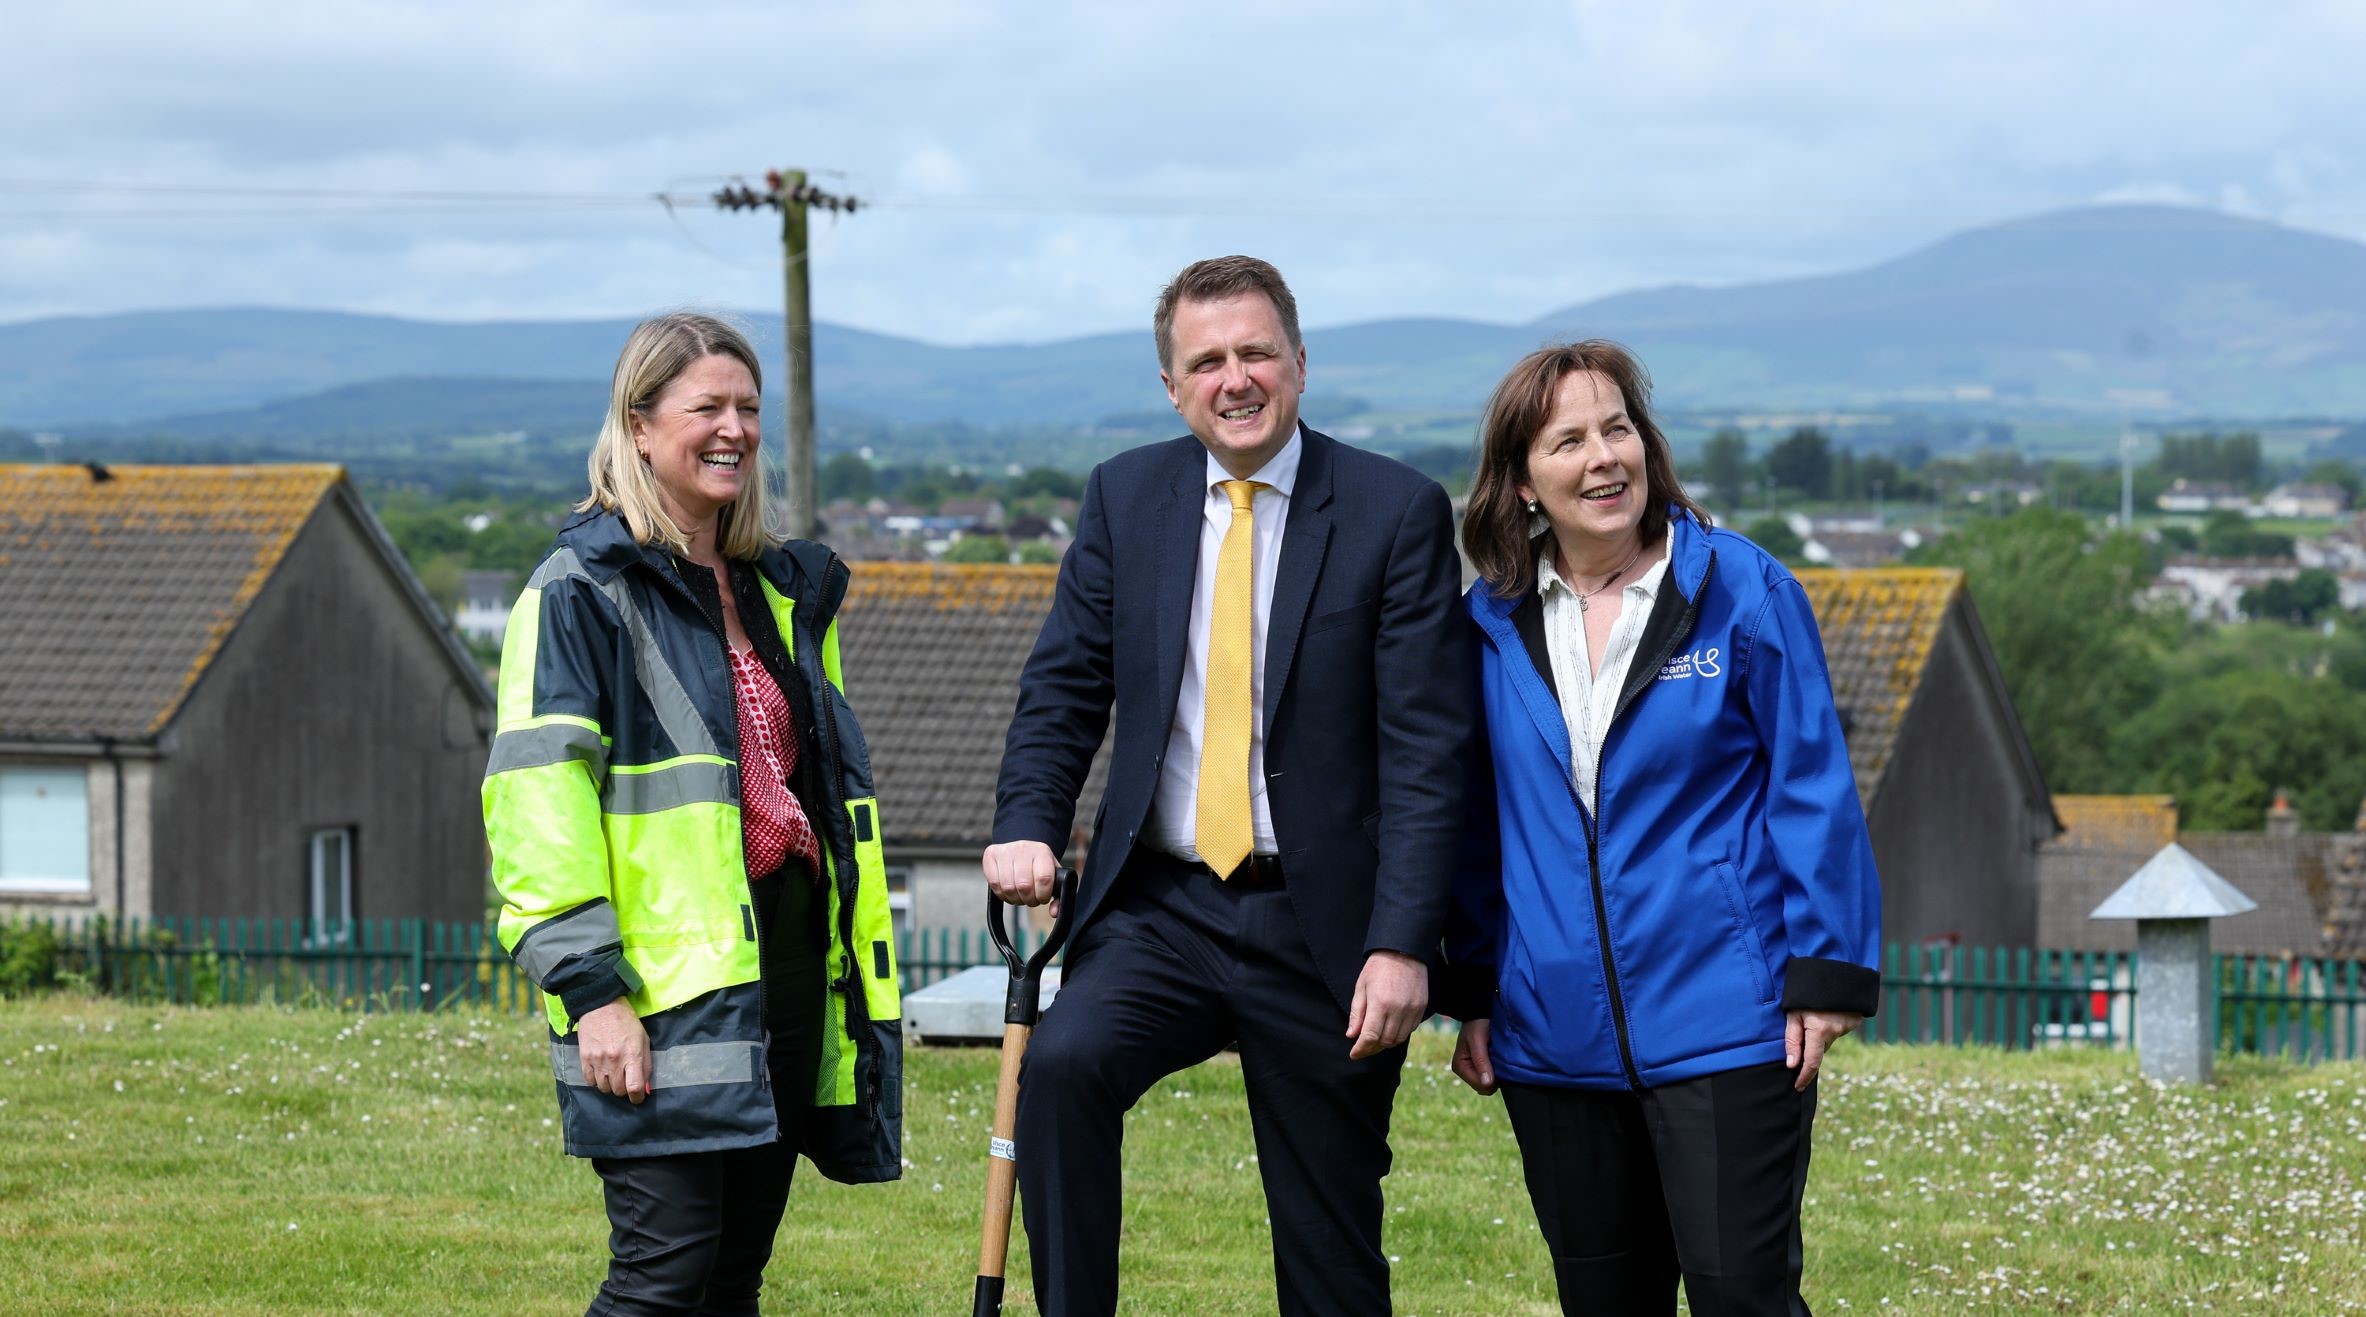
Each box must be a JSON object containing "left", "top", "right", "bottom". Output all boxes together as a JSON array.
[
  {"left": 1445, "top": 508, "right": 1882, "bottom": 1091},
  {"left": 484, "top": 508, "right": 900, "bottom": 1177}
]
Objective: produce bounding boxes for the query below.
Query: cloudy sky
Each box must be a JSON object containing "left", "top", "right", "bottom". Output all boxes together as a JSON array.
[{"left": 4, "top": 1, "right": 2361, "bottom": 343}]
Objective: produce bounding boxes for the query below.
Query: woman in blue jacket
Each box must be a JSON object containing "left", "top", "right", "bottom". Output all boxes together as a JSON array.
[{"left": 1443, "top": 341, "right": 1880, "bottom": 1316}]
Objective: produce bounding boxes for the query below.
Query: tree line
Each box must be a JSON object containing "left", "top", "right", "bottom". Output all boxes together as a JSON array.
[{"left": 1908, "top": 507, "right": 2366, "bottom": 832}]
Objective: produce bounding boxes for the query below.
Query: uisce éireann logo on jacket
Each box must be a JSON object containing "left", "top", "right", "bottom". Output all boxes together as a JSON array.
[{"left": 1656, "top": 646, "right": 1723, "bottom": 682}]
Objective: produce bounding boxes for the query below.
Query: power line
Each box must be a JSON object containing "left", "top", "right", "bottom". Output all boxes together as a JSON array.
[
  {"left": 0, "top": 177, "right": 2029, "bottom": 226},
  {"left": 0, "top": 179, "right": 654, "bottom": 205}
]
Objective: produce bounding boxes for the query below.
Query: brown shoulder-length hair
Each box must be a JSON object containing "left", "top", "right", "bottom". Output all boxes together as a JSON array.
[{"left": 1461, "top": 339, "right": 1711, "bottom": 600}]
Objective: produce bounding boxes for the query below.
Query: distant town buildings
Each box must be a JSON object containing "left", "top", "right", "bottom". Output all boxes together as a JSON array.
[
  {"left": 2156, "top": 478, "right": 2351, "bottom": 519},
  {"left": 2143, "top": 502, "right": 2366, "bottom": 622},
  {"left": 2263, "top": 482, "right": 2352, "bottom": 519},
  {"left": 454, "top": 570, "right": 518, "bottom": 647},
  {"left": 2155, "top": 479, "right": 2252, "bottom": 514},
  {"left": 820, "top": 496, "right": 1073, "bottom": 564}
]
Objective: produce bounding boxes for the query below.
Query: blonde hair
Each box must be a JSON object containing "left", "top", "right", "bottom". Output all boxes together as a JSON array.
[{"left": 578, "top": 312, "right": 782, "bottom": 559}]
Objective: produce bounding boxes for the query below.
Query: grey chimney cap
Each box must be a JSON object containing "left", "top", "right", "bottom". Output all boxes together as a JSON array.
[{"left": 2089, "top": 842, "right": 2259, "bottom": 920}]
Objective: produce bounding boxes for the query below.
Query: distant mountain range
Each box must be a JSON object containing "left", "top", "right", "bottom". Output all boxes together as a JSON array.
[{"left": 6, "top": 205, "right": 2364, "bottom": 444}]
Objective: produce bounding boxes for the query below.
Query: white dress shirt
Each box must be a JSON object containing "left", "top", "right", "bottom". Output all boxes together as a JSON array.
[
  {"left": 1538, "top": 545, "right": 1671, "bottom": 820},
  {"left": 1152, "top": 430, "right": 1303, "bottom": 861}
]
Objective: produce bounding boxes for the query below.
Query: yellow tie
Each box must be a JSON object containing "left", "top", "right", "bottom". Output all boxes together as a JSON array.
[{"left": 1196, "top": 479, "right": 1268, "bottom": 879}]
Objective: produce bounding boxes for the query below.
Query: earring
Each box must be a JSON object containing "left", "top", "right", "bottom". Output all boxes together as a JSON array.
[
  {"left": 1525, "top": 499, "right": 1540, "bottom": 513},
  {"left": 1525, "top": 498, "right": 1549, "bottom": 537}
]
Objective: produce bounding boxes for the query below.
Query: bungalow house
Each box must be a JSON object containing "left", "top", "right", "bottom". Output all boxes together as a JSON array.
[
  {"left": 2150, "top": 557, "right": 2305, "bottom": 624},
  {"left": 454, "top": 569, "right": 518, "bottom": 648},
  {"left": 2262, "top": 483, "right": 2350, "bottom": 520},
  {"left": 0, "top": 464, "right": 492, "bottom": 933},
  {"left": 842, "top": 561, "right": 2050, "bottom": 950},
  {"left": 2156, "top": 479, "right": 2252, "bottom": 515}
]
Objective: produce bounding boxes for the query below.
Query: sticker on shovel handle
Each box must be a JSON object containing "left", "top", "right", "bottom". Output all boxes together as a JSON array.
[{"left": 989, "top": 1136, "right": 1016, "bottom": 1161}]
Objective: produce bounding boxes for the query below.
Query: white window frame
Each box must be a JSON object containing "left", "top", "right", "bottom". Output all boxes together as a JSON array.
[
  {"left": 0, "top": 764, "right": 92, "bottom": 894},
  {"left": 307, "top": 826, "right": 356, "bottom": 946},
  {"left": 885, "top": 862, "right": 913, "bottom": 943}
]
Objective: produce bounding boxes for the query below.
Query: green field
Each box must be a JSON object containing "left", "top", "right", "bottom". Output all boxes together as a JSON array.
[{"left": 2, "top": 997, "right": 2361, "bottom": 1314}]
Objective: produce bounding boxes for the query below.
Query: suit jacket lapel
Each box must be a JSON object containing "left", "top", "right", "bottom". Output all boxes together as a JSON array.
[
  {"left": 1153, "top": 437, "right": 1205, "bottom": 733},
  {"left": 1262, "top": 427, "right": 1332, "bottom": 733}
]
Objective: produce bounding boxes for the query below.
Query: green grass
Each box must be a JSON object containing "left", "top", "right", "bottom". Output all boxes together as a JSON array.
[{"left": 2, "top": 998, "right": 2362, "bottom": 1314}]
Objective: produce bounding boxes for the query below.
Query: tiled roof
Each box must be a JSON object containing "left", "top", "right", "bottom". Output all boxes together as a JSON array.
[
  {"left": 2322, "top": 825, "right": 2366, "bottom": 958},
  {"left": 841, "top": 562, "right": 1981, "bottom": 847},
  {"left": 2185, "top": 835, "right": 2339, "bottom": 956},
  {"left": 837, "top": 563, "right": 1109, "bottom": 849},
  {"left": 1795, "top": 568, "right": 1963, "bottom": 805},
  {"left": 2040, "top": 832, "right": 2340, "bottom": 956},
  {"left": 0, "top": 464, "right": 342, "bottom": 741},
  {"left": 2054, "top": 795, "right": 2179, "bottom": 853}
]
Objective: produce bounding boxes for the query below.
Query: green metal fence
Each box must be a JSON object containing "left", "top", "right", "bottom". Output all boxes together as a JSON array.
[
  {"left": 2220, "top": 952, "right": 2366, "bottom": 1063},
  {"left": 0, "top": 914, "right": 1049, "bottom": 1013},
  {"left": 1872, "top": 941, "right": 2366, "bottom": 1061},
  {"left": 8, "top": 918, "right": 2364, "bottom": 1063},
  {"left": 900, "top": 923, "right": 1050, "bottom": 991},
  {"left": 1870, "top": 943, "right": 2135, "bottom": 1051}
]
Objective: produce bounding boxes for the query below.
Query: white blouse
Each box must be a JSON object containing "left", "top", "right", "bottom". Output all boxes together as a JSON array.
[{"left": 1536, "top": 546, "right": 1671, "bottom": 819}]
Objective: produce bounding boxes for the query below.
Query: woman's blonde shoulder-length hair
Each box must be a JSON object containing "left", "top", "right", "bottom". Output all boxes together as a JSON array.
[{"left": 577, "top": 311, "right": 783, "bottom": 560}]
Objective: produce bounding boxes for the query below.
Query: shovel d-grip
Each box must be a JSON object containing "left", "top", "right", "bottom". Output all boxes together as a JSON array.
[{"left": 972, "top": 865, "right": 1077, "bottom": 1316}]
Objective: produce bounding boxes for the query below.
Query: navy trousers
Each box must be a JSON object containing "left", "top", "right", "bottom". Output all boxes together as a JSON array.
[{"left": 1014, "top": 849, "right": 1407, "bottom": 1317}]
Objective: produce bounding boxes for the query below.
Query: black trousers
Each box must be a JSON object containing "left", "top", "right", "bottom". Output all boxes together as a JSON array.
[
  {"left": 1015, "top": 849, "right": 1406, "bottom": 1317},
  {"left": 585, "top": 865, "right": 825, "bottom": 1317},
  {"left": 1500, "top": 1063, "right": 1819, "bottom": 1317}
]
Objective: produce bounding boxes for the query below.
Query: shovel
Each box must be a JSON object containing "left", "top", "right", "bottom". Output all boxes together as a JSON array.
[{"left": 972, "top": 865, "right": 1078, "bottom": 1317}]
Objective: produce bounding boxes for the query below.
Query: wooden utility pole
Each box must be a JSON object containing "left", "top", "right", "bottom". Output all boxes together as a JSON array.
[{"left": 714, "top": 171, "right": 862, "bottom": 539}]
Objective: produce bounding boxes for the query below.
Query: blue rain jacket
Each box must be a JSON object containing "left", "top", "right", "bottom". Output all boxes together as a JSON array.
[{"left": 1443, "top": 509, "right": 1881, "bottom": 1090}]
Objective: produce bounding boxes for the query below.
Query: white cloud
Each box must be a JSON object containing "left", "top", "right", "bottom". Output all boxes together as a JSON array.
[
  {"left": 2, "top": 0, "right": 2362, "bottom": 341},
  {"left": 2093, "top": 183, "right": 2209, "bottom": 209}
]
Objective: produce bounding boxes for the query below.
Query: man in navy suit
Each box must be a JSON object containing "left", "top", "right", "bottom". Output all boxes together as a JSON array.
[{"left": 984, "top": 256, "right": 1470, "bottom": 1316}]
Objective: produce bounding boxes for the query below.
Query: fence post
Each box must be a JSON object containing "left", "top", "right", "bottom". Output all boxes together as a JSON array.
[{"left": 409, "top": 919, "right": 427, "bottom": 1012}]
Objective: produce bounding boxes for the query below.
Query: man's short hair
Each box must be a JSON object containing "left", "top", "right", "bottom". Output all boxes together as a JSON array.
[{"left": 1153, "top": 255, "right": 1302, "bottom": 374}]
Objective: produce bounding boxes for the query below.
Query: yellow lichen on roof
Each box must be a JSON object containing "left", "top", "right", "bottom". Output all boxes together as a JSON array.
[
  {"left": 0, "top": 464, "right": 343, "bottom": 734},
  {"left": 2052, "top": 795, "right": 2178, "bottom": 852},
  {"left": 1793, "top": 567, "right": 1963, "bottom": 802},
  {"left": 1796, "top": 567, "right": 1960, "bottom": 714},
  {"left": 842, "top": 562, "right": 1062, "bottom": 614}
]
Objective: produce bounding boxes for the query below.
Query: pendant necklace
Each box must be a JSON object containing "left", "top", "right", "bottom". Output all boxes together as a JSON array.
[{"left": 1573, "top": 540, "right": 1644, "bottom": 613}]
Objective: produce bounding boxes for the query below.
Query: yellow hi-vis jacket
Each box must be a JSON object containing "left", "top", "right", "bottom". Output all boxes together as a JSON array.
[{"left": 484, "top": 508, "right": 901, "bottom": 1176}]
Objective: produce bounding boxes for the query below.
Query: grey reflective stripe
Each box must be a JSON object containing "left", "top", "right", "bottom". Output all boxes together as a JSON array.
[
  {"left": 596, "top": 575, "right": 722, "bottom": 759},
  {"left": 487, "top": 721, "right": 608, "bottom": 780},
  {"left": 551, "top": 1039, "right": 764, "bottom": 1089},
  {"left": 604, "top": 760, "right": 737, "bottom": 815},
  {"left": 513, "top": 901, "right": 623, "bottom": 987},
  {"left": 527, "top": 545, "right": 590, "bottom": 590}
]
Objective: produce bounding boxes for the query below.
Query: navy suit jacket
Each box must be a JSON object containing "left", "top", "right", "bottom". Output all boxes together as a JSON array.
[{"left": 993, "top": 426, "right": 1472, "bottom": 1008}]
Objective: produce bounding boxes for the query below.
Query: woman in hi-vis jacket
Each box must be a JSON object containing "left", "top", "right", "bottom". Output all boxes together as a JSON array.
[
  {"left": 1443, "top": 340, "right": 1881, "bottom": 1317},
  {"left": 484, "top": 313, "right": 901, "bottom": 1317}
]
